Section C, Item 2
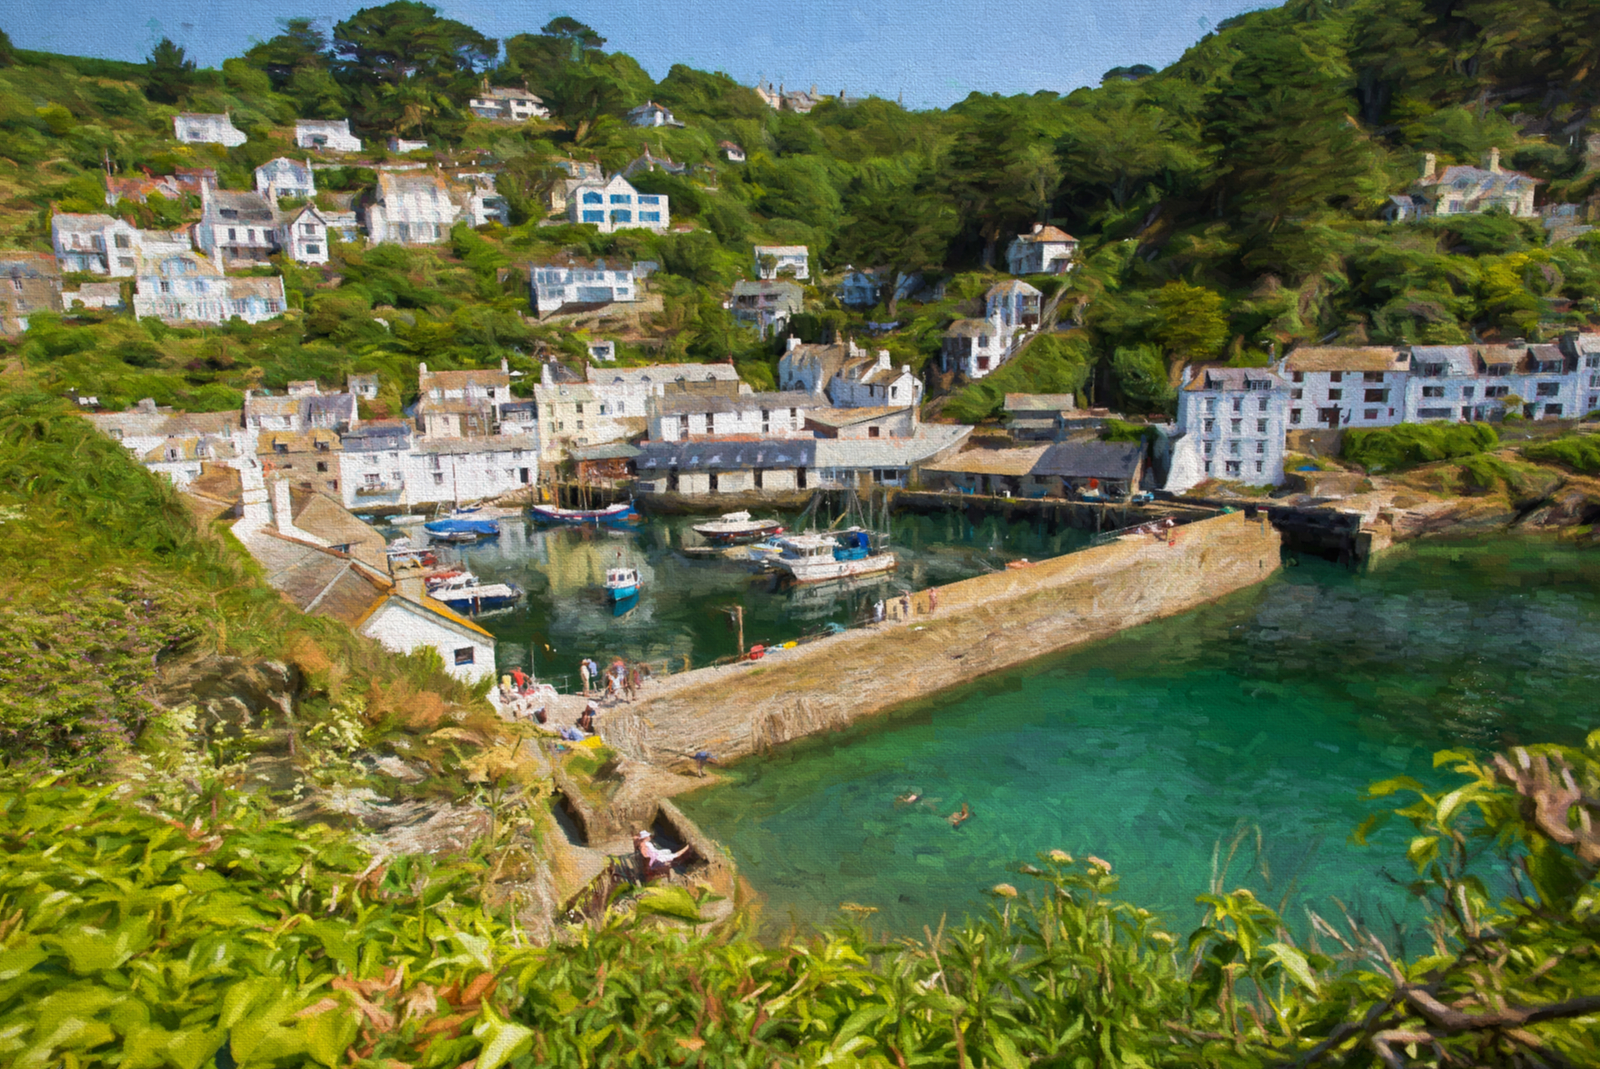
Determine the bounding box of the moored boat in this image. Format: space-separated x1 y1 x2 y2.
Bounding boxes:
385 537 437 568
691 510 784 545
424 516 501 540
428 572 523 613
768 528 897 584
602 565 642 601
529 501 640 526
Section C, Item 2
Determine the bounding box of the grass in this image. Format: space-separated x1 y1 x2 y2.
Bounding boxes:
1342 421 1499 472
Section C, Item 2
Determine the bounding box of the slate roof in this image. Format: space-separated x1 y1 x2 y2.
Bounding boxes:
1409 346 1477 376
1004 393 1077 412
341 421 412 452
589 363 742 387
1032 440 1144 479
986 279 1042 298
637 437 816 471
924 446 1050 476
803 406 911 427
655 390 812 416
1185 366 1287 392
413 435 535 455
571 442 642 461
945 319 996 338
289 486 384 554
207 188 278 224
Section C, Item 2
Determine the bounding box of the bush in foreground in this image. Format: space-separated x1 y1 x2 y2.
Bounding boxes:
1343 421 1500 472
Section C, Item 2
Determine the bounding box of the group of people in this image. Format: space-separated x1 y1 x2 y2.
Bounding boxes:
578 656 650 704
895 791 974 828
1137 517 1179 541
871 587 938 625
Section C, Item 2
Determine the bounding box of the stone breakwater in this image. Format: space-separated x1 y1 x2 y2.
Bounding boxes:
601 511 1282 769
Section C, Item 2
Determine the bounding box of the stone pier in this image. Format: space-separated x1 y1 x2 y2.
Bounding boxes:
600 511 1281 769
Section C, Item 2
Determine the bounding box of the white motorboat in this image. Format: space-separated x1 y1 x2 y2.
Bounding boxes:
768 529 896 583
691 510 785 545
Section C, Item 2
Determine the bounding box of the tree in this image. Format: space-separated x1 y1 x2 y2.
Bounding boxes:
244 17 328 88
0 26 14 68
834 162 958 315
1057 82 1203 210
943 94 1070 266
1152 281 1229 360
540 16 605 58
331 2 495 90
145 38 196 105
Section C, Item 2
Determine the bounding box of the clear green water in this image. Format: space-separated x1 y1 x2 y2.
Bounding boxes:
677 538 1600 938
401 509 1092 689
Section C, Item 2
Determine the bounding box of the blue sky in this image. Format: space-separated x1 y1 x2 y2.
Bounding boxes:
3 0 1272 109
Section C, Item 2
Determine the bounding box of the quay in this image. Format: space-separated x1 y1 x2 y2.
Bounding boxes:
598 510 1281 770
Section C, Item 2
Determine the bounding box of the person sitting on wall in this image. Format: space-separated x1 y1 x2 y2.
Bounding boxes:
577 699 599 734
634 830 693 880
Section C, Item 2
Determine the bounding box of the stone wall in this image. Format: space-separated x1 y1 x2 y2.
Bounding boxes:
603 511 1281 768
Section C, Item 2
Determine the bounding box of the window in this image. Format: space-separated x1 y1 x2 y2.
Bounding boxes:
1291 409 1303 425
868 425 881 438
609 194 632 204
1292 388 1303 400
453 647 475 666
1422 386 1444 398
1329 371 1343 383
364 473 381 487
1225 461 1242 476
1363 371 1383 383
610 210 632 224
158 280 171 294
1229 441 1241 456
1462 387 1475 398
1256 419 1267 433
1364 409 1378 420
1292 371 1304 383
1364 389 1387 402
305 244 320 255
1205 398 1217 414
1255 460 1264 474
316 460 328 473
303 224 316 236
640 212 661 223
1203 419 1215 434
1327 389 1341 400
1545 404 1564 417
1230 419 1241 434
1203 441 1213 456
582 210 604 223
1255 441 1265 454
114 233 131 249
433 472 444 485
273 442 287 454
638 195 660 205
1536 382 1560 397
1231 397 1243 413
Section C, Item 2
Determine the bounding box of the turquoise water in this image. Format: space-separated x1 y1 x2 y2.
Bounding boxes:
678 538 1600 937
401 509 1092 687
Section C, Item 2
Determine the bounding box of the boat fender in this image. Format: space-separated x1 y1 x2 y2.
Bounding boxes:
781 641 798 650
748 644 765 660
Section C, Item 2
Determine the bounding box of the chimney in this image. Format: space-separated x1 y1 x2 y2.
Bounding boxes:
876 349 891 368
787 334 802 352
136 398 157 414
1032 222 1043 234
1487 146 1502 173
270 478 293 533
418 361 428 377
500 356 509 374
1421 153 1437 181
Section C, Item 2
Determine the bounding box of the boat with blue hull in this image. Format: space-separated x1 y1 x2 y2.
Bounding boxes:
427 572 522 613
603 566 642 601
424 517 501 540
530 501 640 526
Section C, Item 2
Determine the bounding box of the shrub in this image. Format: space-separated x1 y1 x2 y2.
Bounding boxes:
1342 421 1499 471
1523 433 1600 473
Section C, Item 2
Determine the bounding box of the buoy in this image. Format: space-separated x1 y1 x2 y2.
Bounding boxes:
748 644 766 660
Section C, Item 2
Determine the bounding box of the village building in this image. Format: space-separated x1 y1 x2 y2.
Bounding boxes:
754 80 822 113
274 204 338 265
941 319 1006 378
570 442 641 484
365 171 463 245
1029 440 1145 498
337 420 410 508
195 187 280 268
173 112 247 147
140 432 242 490
452 171 510 227
416 360 514 439
1002 393 1078 440
564 173 669 233
754 244 810 280
1167 364 1291 490
546 159 605 214
294 119 362 153
387 137 430 153
536 361 736 461
254 158 315 201
86 400 241 460
1386 149 1539 221
826 347 922 408
986 279 1042 332
0 252 62 336
720 141 746 163
258 428 344 496
61 282 124 312
347 373 381 401
530 256 638 315
467 84 549 122
778 337 854 395
834 268 881 308
1005 224 1078 275
635 437 817 495
131 251 286 326
805 406 917 440
404 436 535 506
1281 346 1412 429
919 445 1051 497
728 280 803 337
51 214 190 277
104 172 184 206
805 425 970 491
620 145 689 179
648 390 814 442
588 340 617 362
626 101 684 128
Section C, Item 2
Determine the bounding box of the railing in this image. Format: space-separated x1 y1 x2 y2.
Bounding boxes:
355 481 403 496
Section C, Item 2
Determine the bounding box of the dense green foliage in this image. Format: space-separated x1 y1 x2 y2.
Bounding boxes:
1522 432 1600 473
1343 421 1501 471
4 734 1599 1067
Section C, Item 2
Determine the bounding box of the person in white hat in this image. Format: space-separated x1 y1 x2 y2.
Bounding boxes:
633 829 691 879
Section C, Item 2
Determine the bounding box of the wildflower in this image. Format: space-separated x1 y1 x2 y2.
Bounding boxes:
1087 855 1112 873
1049 849 1073 863
991 883 1018 898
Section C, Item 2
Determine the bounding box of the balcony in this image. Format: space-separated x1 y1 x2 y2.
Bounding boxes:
356 480 403 496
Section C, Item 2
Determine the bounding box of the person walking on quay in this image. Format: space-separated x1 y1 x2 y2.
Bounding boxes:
927 588 938 614
873 599 885 625
579 658 592 696
900 592 911 620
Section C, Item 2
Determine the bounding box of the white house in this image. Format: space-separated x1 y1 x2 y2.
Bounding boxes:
255 158 315 201
132 251 285 326
468 85 549 122
452 171 510 227
530 256 637 315
416 360 515 439
1168 364 1291 490
365 171 462 245
275 205 336 265
51 214 190 277
1006 224 1078 275
728 280 803 337
359 592 498 685
720 141 746 163
388 138 430 153
404 436 535 506
566 174 669 233
1402 343 1581 423
941 320 1007 378
194 187 280 268
337 420 410 507
1280 347 1411 430
173 113 247 147
295 119 362 153
648 391 814 442
347 373 381 400
829 348 923 409
626 101 683 128
986 279 1042 331
754 244 809 280
62 282 124 311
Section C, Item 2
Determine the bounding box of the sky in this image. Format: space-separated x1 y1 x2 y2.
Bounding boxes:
1 0 1273 110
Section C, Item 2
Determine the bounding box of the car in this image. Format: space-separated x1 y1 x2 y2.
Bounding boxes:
1130 491 1154 505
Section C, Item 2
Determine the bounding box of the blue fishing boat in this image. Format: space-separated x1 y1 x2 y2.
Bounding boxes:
424 516 500 539
530 501 639 526
428 572 522 613
603 565 641 601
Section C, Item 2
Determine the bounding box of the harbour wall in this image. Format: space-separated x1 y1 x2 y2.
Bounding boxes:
601 511 1282 769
